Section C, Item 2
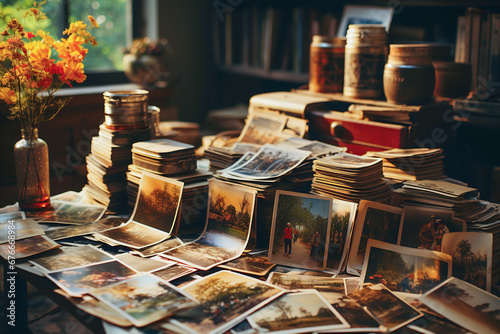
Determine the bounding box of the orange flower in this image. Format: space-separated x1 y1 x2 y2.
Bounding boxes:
0 2 98 128
88 15 99 28
0 87 16 104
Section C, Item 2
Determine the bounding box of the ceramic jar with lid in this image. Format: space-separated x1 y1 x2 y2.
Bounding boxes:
383 44 435 105
309 35 346 93
344 24 388 99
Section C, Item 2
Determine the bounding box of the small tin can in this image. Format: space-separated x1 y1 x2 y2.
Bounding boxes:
309 36 346 93
103 90 149 130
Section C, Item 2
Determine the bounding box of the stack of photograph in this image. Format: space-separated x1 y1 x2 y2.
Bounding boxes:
82 125 151 213
203 142 261 171
312 152 393 203
127 139 211 236
213 143 317 247
391 179 500 223
365 148 445 181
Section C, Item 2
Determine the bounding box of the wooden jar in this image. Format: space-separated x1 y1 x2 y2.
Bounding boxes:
309 36 346 93
383 44 435 105
433 61 472 98
344 24 388 99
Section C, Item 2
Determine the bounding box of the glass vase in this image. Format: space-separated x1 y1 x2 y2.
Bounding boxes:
14 127 52 211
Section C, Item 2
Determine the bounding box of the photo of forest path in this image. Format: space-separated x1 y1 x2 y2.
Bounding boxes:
270 192 331 270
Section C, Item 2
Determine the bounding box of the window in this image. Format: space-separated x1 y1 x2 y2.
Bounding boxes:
1 0 152 86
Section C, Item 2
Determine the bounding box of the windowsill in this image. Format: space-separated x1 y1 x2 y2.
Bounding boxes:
53 83 143 97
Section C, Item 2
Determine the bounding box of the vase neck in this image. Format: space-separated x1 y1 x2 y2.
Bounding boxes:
21 127 38 140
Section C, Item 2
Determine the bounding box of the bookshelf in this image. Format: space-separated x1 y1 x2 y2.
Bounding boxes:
210 0 500 109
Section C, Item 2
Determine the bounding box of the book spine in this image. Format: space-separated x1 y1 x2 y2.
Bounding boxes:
455 15 466 63
490 14 500 84
478 11 491 95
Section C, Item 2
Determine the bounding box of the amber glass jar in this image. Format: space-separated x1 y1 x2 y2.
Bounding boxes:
309 36 346 93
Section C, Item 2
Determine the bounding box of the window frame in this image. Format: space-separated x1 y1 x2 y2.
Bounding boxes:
59 0 153 87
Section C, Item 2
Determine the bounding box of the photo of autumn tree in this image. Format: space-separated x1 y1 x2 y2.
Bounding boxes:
327 200 357 272
442 232 492 291
173 271 282 333
132 173 183 233
248 291 347 333
161 180 256 270
363 243 450 295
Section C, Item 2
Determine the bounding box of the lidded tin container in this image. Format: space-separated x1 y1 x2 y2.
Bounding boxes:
383 44 435 105
309 35 346 93
344 24 388 99
103 90 149 130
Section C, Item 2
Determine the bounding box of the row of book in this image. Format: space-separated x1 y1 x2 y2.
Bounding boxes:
213 3 338 73
455 7 500 96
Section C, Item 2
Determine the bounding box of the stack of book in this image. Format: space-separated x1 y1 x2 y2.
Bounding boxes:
126 139 212 236
311 152 392 203
365 148 445 181
82 125 151 213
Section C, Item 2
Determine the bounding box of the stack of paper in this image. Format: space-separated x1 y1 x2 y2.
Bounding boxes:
365 148 445 181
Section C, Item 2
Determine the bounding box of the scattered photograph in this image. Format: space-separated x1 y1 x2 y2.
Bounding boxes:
0 218 44 243
130 172 184 234
219 254 276 276
95 221 170 249
171 270 284 334
404 297 475 334
330 294 382 332
45 221 120 241
90 274 198 327
398 206 464 251
38 201 106 225
46 260 138 297
270 265 333 277
151 265 197 282
267 272 346 303
0 211 26 223
115 253 173 272
347 200 402 275
419 277 500 334
0 234 60 259
318 152 382 169
66 294 133 327
237 112 287 145
133 237 184 257
51 191 86 203
162 180 256 270
361 240 452 295
441 232 493 292
269 191 332 271
247 290 350 333
227 144 311 180
326 199 358 273
348 283 423 332
296 141 345 157
29 245 114 272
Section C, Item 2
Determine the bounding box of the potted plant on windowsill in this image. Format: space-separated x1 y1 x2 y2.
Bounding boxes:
122 37 170 89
